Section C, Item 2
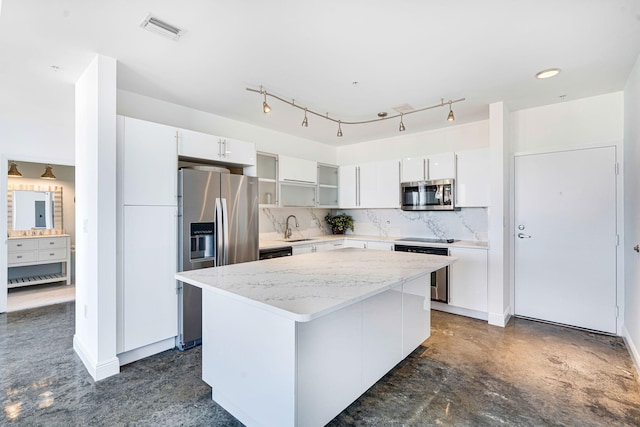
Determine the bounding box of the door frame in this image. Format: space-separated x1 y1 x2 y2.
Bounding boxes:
510 140 624 335
1 153 75 314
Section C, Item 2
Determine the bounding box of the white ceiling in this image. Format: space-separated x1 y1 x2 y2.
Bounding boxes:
1 0 640 146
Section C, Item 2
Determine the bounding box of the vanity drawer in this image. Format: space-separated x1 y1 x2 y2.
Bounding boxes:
8 239 38 252
8 251 37 264
38 238 67 250
38 248 67 262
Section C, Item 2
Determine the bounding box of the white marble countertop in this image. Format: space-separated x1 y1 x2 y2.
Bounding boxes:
176 248 456 322
8 233 70 239
259 234 488 250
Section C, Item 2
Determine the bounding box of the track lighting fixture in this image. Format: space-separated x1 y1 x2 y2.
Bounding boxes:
8 161 22 177
447 101 455 122
247 86 465 137
41 164 56 180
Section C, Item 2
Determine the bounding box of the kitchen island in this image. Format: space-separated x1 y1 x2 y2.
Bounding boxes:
175 248 455 427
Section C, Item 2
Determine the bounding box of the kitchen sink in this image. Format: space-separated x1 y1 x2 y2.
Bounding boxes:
280 238 315 242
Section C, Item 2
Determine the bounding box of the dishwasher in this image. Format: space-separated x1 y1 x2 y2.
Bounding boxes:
394 244 449 303
259 246 293 260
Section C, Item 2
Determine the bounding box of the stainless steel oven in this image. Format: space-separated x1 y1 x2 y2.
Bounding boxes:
394 244 449 303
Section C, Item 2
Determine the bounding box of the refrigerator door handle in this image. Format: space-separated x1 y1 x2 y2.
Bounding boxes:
221 198 230 266
215 198 223 267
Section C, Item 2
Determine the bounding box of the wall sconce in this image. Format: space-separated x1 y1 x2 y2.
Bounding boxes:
8 161 22 177
41 164 56 180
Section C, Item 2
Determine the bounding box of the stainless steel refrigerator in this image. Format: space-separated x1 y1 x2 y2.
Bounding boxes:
177 167 259 350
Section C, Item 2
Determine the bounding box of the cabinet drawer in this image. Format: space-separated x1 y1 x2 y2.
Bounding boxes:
8 251 37 264
38 238 67 250
38 248 67 262
8 239 38 252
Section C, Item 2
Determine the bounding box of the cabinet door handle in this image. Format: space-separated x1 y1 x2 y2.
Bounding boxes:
16 255 22 259
49 242 55 245
222 139 227 158
16 244 22 247
49 253 55 256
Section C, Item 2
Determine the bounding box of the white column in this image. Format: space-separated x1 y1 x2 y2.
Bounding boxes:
73 54 119 380
487 102 511 327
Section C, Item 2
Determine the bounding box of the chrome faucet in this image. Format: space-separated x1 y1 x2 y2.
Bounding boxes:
284 215 299 239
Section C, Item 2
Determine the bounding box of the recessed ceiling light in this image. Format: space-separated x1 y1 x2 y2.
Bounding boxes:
50 65 61 72
535 68 561 79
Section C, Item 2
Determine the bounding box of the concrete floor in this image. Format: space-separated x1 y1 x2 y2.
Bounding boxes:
1 303 639 426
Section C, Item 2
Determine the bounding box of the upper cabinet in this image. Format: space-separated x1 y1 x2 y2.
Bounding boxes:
279 155 317 184
177 128 256 167
257 152 278 206
339 160 400 209
118 116 177 206
401 152 455 182
317 163 339 208
456 148 490 207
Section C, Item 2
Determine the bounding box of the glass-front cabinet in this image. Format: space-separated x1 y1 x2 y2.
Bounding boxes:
317 163 339 207
257 152 278 206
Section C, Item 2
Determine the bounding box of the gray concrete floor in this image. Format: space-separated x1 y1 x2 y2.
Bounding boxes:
1 303 639 426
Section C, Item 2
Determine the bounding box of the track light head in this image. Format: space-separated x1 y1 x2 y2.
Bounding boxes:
447 101 455 121
263 95 271 114
301 109 308 127
337 121 343 137
399 113 406 132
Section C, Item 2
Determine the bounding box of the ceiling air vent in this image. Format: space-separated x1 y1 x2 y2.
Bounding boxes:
140 14 183 40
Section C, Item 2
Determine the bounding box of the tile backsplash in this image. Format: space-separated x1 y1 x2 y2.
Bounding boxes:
260 207 488 242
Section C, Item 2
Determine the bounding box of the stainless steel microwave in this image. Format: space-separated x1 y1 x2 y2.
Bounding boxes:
400 178 458 211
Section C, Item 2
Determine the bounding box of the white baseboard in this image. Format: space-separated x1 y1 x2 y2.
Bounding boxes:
117 337 175 366
488 306 511 328
73 335 120 381
431 302 488 321
622 324 640 377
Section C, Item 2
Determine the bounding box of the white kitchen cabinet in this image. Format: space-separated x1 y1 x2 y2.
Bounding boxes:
338 165 358 208
292 241 344 255
177 128 255 166
279 155 317 184
118 116 177 206
279 182 316 207
122 205 178 352
343 239 367 249
401 152 455 182
428 152 456 180
402 277 430 358
456 148 490 207
359 160 400 208
365 241 394 251
340 161 399 208
448 247 488 313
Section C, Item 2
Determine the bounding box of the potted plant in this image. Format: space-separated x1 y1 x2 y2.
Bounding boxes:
324 213 354 235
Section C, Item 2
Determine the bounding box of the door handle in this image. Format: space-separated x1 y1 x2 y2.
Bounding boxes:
518 233 531 239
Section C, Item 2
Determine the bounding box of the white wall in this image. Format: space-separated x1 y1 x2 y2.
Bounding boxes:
510 92 624 153
117 90 336 164
336 120 489 165
73 55 119 381
623 54 640 371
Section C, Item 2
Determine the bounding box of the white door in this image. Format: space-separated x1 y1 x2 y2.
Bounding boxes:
514 147 617 333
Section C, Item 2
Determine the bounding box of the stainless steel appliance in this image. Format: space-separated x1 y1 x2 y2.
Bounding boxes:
400 178 458 211
394 244 449 303
259 246 293 260
177 167 259 350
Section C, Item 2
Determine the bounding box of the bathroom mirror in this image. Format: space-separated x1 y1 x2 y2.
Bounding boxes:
7 186 63 232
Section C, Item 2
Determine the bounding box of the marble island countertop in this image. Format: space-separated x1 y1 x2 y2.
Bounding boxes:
176 248 455 322
259 233 488 250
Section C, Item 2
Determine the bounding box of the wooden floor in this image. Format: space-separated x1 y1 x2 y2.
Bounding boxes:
7 282 75 312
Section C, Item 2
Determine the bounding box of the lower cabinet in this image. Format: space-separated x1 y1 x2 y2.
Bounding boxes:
343 240 393 251
121 205 178 352
292 241 344 255
448 247 488 313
